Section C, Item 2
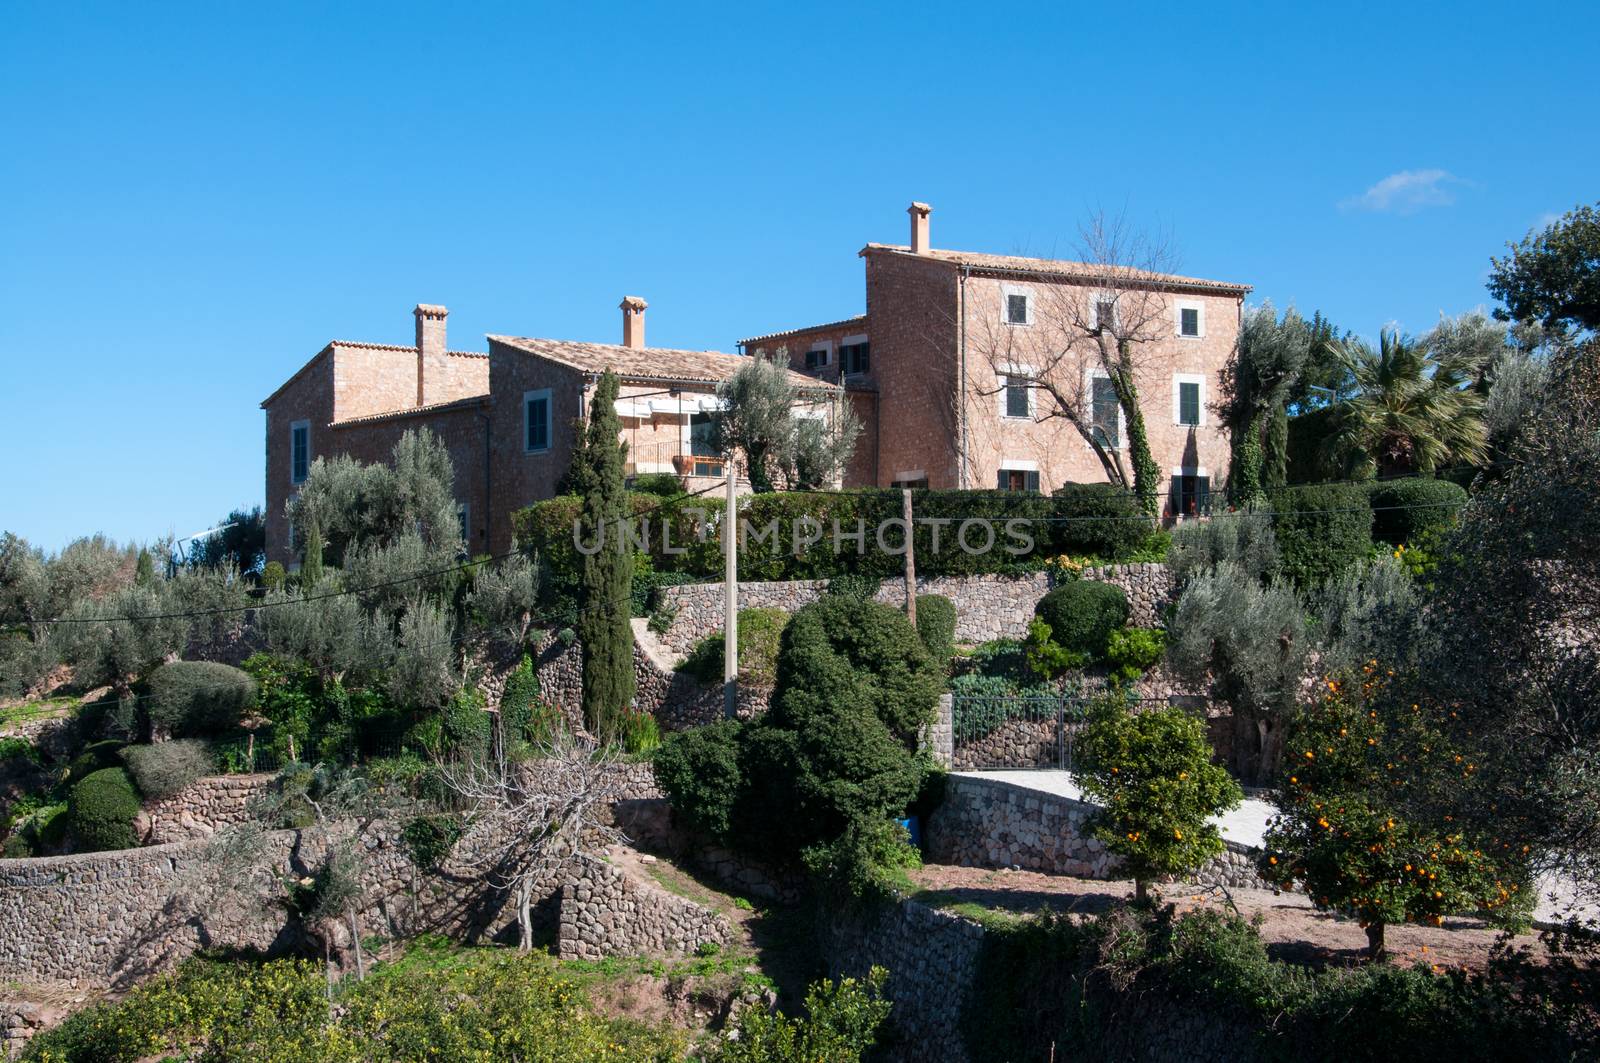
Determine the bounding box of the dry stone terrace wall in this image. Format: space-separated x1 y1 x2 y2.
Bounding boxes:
927 773 1266 889
557 854 729 961
0 760 677 989
653 564 1175 654
822 897 986 1063
137 773 273 845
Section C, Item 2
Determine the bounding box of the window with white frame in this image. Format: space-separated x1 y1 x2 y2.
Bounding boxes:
1003 285 1033 326
840 336 870 376
1170 467 1212 518
997 461 1041 492
1173 373 1205 427
1176 299 1205 339
523 389 552 453
1090 375 1121 447
1003 374 1032 419
289 420 310 485
805 343 831 370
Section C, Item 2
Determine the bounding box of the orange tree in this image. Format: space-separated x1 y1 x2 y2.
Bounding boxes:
1075 694 1242 903
1261 672 1531 960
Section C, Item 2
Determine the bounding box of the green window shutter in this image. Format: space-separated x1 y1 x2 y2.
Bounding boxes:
1025 471 1040 492
1179 381 1200 426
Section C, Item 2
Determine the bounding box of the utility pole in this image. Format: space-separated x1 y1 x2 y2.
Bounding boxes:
723 457 739 719
902 487 917 625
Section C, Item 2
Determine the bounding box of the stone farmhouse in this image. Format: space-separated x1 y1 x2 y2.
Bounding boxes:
261 203 1250 567
739 203 1251 518
260 300 840 566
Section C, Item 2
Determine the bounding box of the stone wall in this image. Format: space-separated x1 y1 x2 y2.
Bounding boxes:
531 631 770 735
557 854 729 961
137 773 274 845
0 760 677 989
822 896 986 1063
926 773 1266 890
653 565 1175 657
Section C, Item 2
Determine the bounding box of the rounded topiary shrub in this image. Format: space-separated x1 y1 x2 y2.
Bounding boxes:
1366 477 1468 545
65 739 127 787
68 767 142 851
915 594 957 663
1035 581 1130 658
148 661 259 738
121 739 213 799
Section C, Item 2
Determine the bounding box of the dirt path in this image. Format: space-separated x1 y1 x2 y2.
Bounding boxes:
909 863 1544 971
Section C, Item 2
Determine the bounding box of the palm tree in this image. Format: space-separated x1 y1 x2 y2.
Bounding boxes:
1327 329 1488 478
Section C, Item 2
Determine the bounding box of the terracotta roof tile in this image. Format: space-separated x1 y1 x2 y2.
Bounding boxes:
738 315 869 347
859 244 1252 294
489 335 837 392
331 340 486 358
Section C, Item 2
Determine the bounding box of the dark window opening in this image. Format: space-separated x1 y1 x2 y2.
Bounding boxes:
1178 381 1201 426
1172 474 1212 517
1092 377 1120 447
1005 375 1031 418
1007 293 1029 325
841 341 870 375
1180 307 1201 337
997 469 1041 492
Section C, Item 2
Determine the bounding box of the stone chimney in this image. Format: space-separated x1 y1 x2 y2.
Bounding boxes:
908 202 932 254
621 296 648 349
414 304 449 406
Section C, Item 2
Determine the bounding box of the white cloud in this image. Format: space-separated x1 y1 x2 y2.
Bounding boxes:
1340 169 1461 215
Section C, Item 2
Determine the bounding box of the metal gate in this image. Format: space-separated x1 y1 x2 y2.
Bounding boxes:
950 694 1086 771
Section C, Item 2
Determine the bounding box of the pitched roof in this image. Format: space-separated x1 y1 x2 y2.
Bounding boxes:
259 341 487 408
331 394 490 428
738 315 868 348
859 244 1252 295
489 335 837 392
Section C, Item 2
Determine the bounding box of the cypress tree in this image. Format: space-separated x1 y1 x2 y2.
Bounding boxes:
575 371 634 738
301 510 324 587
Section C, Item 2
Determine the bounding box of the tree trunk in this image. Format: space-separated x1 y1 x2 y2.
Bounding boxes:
517 878 533 952
1135 878 1149 905
347 906 366 980
1365 921 1386 962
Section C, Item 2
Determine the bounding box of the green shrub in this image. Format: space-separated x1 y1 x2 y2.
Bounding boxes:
401 813 461 872
121 740 213 799
148 661 259 738
1365 477 1468 545
615 708 661 756
654 720 745 842
629 472 684 497
1168 511 1279 585
1024 618 1088 679
914 594 957 663
955 638 1037 689
825 572 881 601
802 818 923 903
67 767 142 851
260 560 286 591
1105 627 1166 682
2 835 31 859
1268 482 1373 588
717 966 891 1063
1074 696 1242 901
677 608 789 687
630 566 699 618
65 740 127 786
1049 483 1151 558
1034 580 1129 658
440 686 491 759
0 737 38 765
498 654 540 742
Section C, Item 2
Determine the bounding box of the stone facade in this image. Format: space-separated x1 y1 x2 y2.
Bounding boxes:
556 854 729 962
740 204 1247 502
926 773 1266 890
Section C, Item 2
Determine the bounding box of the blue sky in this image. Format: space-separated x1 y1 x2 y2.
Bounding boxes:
2 1 1593 551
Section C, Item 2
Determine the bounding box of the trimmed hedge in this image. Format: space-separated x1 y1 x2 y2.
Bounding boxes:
512 485 1155 597
914 594 957 662
1035 581 1129 658
68 767 141 851
1267 483 1373 589
1366 477 1468 545
149 661 259 738
653 719 745 841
